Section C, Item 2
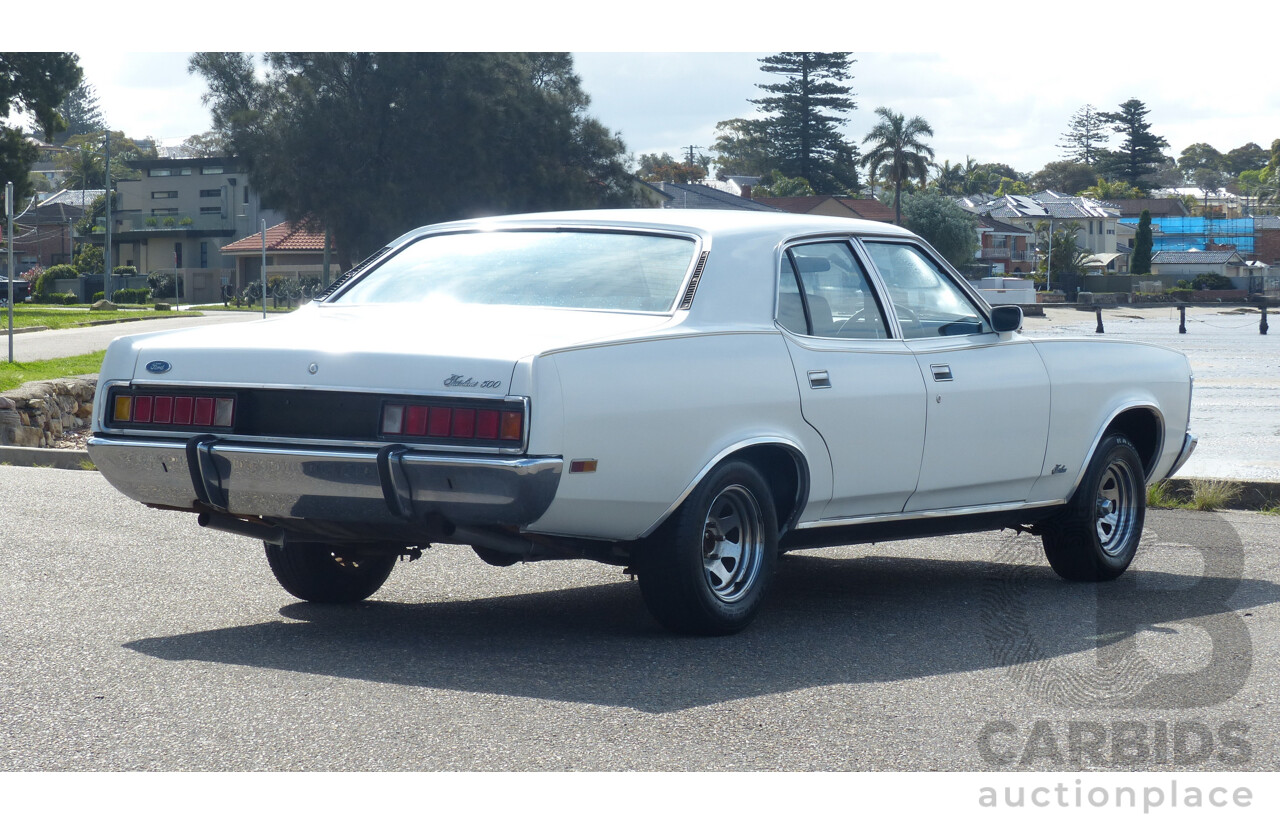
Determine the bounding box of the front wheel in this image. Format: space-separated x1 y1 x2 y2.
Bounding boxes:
1040 433 1146 581
637 460 778 635
265 541 397 603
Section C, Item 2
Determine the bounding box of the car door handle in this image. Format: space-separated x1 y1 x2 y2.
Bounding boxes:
808 370 832 389
930 364 953 381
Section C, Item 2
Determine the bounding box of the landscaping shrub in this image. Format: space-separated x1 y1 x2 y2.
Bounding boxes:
112 288 149 304
113 265 138 277
1190 273 1234 291
147 271 176 299
34 264 78 299
48 292 79 305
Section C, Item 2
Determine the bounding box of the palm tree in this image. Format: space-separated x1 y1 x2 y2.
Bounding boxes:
862 107 935 224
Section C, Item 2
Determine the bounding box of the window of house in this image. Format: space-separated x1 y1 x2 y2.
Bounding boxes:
200 206 222 215
150 208 179 215
152 191 178 199
200 242 209 269
149 169 172 177
179 168 192 176
174 243 183 269
200 189 221 198
201 166 224 175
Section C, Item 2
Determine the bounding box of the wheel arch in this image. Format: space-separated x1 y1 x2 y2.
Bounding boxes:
1074 405 1164 492
638 438 811 540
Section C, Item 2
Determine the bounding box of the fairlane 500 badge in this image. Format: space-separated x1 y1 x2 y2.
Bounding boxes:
444 374 502 389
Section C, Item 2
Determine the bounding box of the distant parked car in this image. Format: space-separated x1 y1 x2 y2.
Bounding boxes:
89 210 1197 635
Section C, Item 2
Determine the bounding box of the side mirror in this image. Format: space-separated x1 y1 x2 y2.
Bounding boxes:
990 304 1023 333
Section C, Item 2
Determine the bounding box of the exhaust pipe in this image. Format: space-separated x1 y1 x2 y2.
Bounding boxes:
197 512 287 546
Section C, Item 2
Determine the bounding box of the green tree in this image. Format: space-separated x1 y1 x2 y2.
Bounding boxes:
861 107 934 224
1098 98 1169 190
178 130 227 158
1177 142 1226 182
73 242 104 274
1030 161 1098 195
748 52 860 194
636 151 708 183
1131 210 1153 275
1192 167 1228 217
1080 177 1144 201
48 79 105 142
929 159 967 196
710 117 774 178
56 131 155 189
1223 142 1269 177
0 52 82 204
754 172 815 197
1036 220 1090 278
899 190 977 269
1058 104 1108 166
191 52 633 269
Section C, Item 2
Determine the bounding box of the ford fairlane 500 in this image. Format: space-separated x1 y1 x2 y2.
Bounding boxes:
89 210 1196 634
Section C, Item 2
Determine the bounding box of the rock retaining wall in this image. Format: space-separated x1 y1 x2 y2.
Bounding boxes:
0 377 97 448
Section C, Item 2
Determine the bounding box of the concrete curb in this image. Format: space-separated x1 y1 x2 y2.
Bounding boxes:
0 445 93 471
0 326 51 336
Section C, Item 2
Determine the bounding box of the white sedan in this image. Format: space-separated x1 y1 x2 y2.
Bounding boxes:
89 210 1196 634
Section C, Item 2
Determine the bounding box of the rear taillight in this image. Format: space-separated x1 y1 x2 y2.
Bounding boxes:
110 391 235 429
381 402 523 444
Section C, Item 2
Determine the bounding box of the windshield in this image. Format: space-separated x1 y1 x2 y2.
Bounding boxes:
334 229 698 313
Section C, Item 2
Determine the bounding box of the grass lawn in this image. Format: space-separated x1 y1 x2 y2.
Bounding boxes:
5 305 201 331
1 351 104 392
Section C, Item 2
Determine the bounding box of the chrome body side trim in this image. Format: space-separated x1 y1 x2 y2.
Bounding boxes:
794 497 1067 531
88 435 562 528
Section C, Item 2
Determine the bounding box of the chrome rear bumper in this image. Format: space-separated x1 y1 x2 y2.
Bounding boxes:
88 434 562 527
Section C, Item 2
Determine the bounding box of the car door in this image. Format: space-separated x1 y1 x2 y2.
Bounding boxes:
859 239 1051 512
777 239 927 520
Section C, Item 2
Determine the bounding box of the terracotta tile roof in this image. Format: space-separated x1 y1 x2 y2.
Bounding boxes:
750 195 833 213
221 221 326 254
835 197 896 222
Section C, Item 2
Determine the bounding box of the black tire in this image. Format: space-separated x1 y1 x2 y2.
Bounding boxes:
264 541 397 603
637 460 778 635
1041 433 1146 581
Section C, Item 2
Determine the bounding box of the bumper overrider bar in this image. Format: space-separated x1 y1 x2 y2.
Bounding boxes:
88 434 563 529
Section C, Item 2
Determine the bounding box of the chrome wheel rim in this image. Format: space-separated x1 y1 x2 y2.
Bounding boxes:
1095 459 1140 557
701 484 765 603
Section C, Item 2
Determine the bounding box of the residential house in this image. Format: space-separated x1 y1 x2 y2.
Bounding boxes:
1150 250 1267 287
100 156 285 303
220 221 338 296
641 181 780 211
1104 198 1191 220
973 214 1035 275
0 188 101 277
958 191 1122 256
751 195 896 223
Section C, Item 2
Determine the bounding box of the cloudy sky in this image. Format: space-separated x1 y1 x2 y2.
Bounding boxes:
12 3 1278 178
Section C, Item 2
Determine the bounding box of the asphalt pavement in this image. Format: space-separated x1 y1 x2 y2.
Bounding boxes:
3 311 256 362
1 464 1277 773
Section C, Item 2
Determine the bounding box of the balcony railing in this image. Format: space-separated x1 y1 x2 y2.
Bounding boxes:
90 212 235 234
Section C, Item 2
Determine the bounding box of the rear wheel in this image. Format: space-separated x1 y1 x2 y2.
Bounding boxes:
637 460 778 635
1041 433 1146 581
265 541 397 603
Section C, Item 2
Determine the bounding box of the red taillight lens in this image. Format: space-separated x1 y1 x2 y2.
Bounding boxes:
112 392 234 429
380 402 522 445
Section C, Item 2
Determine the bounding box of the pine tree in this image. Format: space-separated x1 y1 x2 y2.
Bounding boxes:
748 52 859 194
1131 210 1153 275
1058 104 1108 166
1099 99 1169 189
51 80 105 142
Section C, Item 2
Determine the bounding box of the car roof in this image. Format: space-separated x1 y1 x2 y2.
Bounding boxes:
392 208 917 245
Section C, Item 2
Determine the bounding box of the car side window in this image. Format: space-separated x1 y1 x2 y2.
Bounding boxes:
862 242 990 339
777 241 889 339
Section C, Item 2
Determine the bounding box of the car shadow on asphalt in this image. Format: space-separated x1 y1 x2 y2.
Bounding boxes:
125 535 1280 713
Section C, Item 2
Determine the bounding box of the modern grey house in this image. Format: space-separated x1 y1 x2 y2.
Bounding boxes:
96 156 285 303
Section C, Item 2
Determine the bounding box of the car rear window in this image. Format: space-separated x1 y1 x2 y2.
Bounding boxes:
334 229 698 313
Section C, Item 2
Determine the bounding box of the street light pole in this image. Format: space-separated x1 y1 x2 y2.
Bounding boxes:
260 219 267 320
6 181 14 364
103 130 113 303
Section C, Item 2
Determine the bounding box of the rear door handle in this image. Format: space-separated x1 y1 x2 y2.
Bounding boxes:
930 364 953 381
